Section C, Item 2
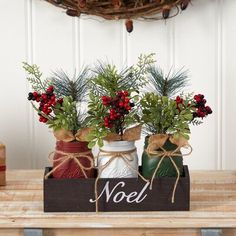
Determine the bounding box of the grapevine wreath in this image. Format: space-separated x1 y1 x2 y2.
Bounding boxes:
44 0 191 32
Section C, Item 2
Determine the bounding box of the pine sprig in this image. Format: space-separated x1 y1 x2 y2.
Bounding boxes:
147 66 189 98
50 68 90 102
91 54 155 96
22 62 51 92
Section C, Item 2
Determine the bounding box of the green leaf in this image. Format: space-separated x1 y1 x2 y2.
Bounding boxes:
88 141 96 149
98 138 104 147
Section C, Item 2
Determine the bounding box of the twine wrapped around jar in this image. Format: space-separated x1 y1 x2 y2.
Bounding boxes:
45 149 94 179
145 134 192 203
94 148 149 212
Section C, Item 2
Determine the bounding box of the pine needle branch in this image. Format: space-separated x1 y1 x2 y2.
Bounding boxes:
91 54 155 96
147 66 189 98
50 68 90 102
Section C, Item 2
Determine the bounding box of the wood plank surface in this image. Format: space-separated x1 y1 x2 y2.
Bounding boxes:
1 229 236 236
0 170 236 229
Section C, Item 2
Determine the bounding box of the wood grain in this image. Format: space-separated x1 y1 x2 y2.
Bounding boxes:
0 170 236 230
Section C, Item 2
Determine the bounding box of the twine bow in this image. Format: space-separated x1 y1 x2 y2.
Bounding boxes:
44 150 94 179
146 135 192 204
94 148 149 212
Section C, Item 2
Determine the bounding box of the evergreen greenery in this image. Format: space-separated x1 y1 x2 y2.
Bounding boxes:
90 54 155 96
47 96 80 132
50 68 90 102
23 62 51 92
147 66 189 98
23 62 89 132
85 54 155 148
140 93 196 139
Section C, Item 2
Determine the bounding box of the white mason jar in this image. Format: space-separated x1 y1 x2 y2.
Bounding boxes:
98 140 138 178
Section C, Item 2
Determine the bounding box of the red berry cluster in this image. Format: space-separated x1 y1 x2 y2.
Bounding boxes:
28 86 63 123
175 95 184 112
101 90 134 129
193 94 212 118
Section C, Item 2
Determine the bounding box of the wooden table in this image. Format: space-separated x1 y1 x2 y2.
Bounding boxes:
1 170 236 236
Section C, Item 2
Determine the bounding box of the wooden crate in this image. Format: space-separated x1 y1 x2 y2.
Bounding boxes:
1 169 236 235
44 165 190 212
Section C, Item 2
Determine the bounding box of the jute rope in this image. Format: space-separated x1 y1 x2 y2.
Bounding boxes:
94 148 149 212
146 144 192 203
44 150 94 179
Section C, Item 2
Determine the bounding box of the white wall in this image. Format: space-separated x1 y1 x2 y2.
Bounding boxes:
0 0 234 170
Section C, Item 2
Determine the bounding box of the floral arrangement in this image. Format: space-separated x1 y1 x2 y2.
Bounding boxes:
86 54 155 148
23 63 90 137
141 66 212 139
141 65 213 182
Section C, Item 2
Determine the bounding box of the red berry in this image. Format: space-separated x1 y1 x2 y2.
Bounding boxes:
124 97 130 103
176 96 183 104
119 102 124 107
126 106 131 111
197 109 206 118
47 108 52 114
47 86 54 92
110 109 115 114
205 106 212 114
33 92 38 97
57 98 63 104
123 91 129 96
117 91 123 97
50 95 56 101
104 121 110 128
198 94 204 99
43 104 49 109
102 96 107 101
124 101 129 107
110 115 115 120
41 94 47 100
36 97 40 102
194 95 201 103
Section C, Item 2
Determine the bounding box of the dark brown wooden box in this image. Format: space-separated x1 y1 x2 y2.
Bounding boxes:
44 165 190 212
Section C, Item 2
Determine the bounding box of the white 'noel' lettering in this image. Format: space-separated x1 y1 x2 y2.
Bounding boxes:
89 181 149 204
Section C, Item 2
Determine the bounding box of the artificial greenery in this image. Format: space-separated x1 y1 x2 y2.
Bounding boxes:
90 54 155 96
31 95 80 132
50 68 90 102
23 62 51 93
85 54 155 148
140 93 195 139
85 92 140 148
47 96 80 132
23 62 88 132
147 66 189 98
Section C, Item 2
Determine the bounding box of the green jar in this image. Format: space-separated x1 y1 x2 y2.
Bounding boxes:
142 136 183 178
